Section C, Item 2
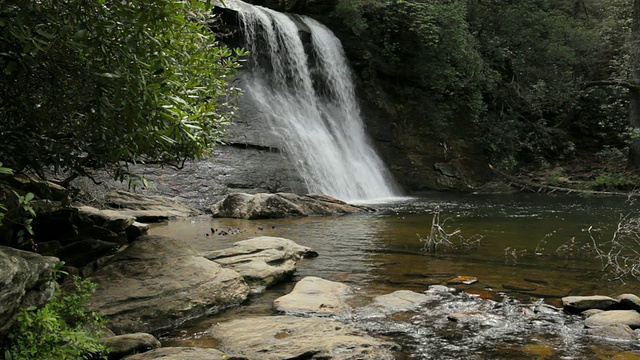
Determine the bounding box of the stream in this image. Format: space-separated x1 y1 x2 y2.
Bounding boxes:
150 192 640 359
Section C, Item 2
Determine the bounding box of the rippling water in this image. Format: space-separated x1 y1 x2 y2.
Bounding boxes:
152 192 640 358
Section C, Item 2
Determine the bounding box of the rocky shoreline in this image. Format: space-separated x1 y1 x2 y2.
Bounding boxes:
4 189 640 359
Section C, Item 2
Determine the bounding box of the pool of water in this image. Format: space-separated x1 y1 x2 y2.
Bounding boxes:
151 192 640 359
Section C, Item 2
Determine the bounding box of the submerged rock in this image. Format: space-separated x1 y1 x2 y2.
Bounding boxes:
211 192 374 219
209 316 399 359
274 276 351 316
205 237 317 293
584 310 640 329
123 347 238 360
0 247 58 338
561 295 619 314
101 333 161 360
88 235 249 334
586 324 636 341
364 290 434 315
447 276 478 285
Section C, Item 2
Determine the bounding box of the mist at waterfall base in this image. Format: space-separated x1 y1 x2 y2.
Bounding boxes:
230 1 401 203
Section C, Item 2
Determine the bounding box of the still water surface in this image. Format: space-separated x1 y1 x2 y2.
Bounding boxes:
151 192 640 359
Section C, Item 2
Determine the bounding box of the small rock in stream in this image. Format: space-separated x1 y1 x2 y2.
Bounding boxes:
561 295 619 314
274 276 351 316
447 276 478 285
584 310 640 329
617 293 640 311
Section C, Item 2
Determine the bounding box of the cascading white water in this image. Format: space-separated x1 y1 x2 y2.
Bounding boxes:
229 1 399 201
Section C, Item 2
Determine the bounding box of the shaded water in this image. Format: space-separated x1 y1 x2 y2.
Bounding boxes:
229 0 398 201
152 193 640 359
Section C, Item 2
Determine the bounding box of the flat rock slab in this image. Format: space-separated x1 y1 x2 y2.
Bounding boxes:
211 192 375 219
106 190 201 218
274 276 351 316
78 206 135 233
88 235 249 334
209 316 399 359
584 310 640 329
123 347 241 360
362 290 434 316
561 295 619 313
205 237 317 293
0 247 58 337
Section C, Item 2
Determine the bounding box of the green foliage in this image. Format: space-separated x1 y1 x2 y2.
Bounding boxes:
0 0 247 182
334 0 486 137
467 0 602 168
0 163 36 247
590 172 640 191
3 277 107 360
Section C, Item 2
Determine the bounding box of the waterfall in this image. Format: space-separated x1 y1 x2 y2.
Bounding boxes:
229 1 399 202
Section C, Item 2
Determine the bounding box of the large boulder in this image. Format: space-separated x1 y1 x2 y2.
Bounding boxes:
0 247 58 338
211 192 374 219
88 235 250 334
209 316 399 359
123 347 240 360
274 276 351 316
205 237 318 293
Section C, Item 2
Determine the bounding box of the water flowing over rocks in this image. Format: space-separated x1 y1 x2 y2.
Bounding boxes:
88 235 250 334
211 192 375 219
123 347 239 360
205 236 318 293
208 316 399 359
0 247 58 338
361 290 434 316
274 276 352 316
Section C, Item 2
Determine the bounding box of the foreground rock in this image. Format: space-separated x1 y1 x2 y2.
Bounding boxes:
205 237 318 293
561 295 619 314
89 235 249 334
584 310 640 329
0 247 58 338
211 193 374 219
274 276 351 316
101 333 161 360
209 316 399 359
123 347 239 360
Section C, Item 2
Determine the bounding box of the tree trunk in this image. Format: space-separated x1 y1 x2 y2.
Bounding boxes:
629 0 640 167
